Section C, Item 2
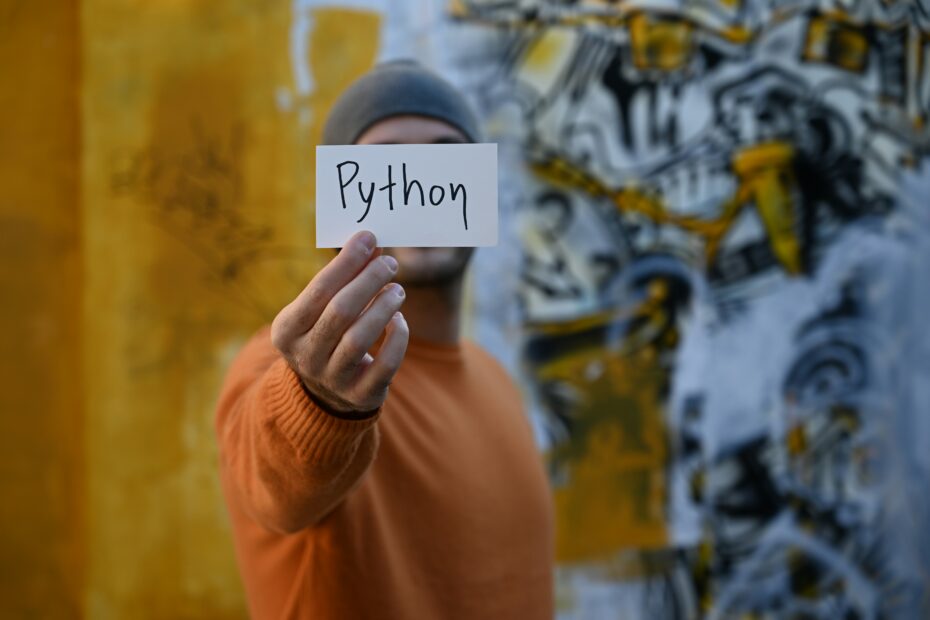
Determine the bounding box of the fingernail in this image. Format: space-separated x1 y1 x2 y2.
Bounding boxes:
382 255 398 273
393 284 405 298
393 311 405 322
359 231 376 252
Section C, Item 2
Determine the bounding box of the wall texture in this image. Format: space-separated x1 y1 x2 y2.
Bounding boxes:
3 1 379 617
81 2 381 615
0 2 83 616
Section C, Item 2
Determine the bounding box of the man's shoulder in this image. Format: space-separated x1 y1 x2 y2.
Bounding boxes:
461 338 499 365
461 340 521 390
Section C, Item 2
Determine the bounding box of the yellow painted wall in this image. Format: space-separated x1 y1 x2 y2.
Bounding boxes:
2 2 380 617
0 2 83 616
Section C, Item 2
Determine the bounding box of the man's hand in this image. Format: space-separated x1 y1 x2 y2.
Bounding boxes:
271 231 408 416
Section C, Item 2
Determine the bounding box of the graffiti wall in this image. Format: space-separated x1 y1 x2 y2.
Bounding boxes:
451 0 930 618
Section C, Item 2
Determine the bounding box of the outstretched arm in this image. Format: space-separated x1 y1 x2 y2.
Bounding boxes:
215 231 408 533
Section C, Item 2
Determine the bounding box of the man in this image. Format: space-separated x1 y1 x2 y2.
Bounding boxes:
214 61 554 619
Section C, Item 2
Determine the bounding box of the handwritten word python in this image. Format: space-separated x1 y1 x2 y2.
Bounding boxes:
336 161 469 230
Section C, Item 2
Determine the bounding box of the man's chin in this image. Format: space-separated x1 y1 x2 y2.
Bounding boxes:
384 247 473 287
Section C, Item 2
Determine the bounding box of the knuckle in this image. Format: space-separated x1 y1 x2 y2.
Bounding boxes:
300 330 317 355
299 341 324 373
341 332 368 358
304 284 328 311
270 315 290 352
291 337 321 370
326 299 355 325
292 351 313 378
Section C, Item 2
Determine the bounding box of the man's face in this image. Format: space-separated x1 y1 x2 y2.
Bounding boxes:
354 114 475 288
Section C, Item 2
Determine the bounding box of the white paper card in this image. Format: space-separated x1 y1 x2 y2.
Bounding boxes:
315 143 498 248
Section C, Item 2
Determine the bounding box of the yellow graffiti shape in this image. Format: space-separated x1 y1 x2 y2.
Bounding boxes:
546 345 670 561
530 140 803 275
629 13 694 72
803 14 869 73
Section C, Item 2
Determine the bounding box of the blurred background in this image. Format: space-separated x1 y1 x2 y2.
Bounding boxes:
2 0 929 618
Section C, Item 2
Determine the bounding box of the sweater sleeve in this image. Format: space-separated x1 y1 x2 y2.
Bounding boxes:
214 326 381 534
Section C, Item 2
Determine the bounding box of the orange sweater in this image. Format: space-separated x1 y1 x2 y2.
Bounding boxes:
214 326 554 619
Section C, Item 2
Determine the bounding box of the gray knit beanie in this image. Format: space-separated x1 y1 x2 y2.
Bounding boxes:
322 60 482 145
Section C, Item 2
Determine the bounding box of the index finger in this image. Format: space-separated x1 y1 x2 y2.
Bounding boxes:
276 230 379 339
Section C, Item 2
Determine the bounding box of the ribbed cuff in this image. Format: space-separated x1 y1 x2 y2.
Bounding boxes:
260 357 381 464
